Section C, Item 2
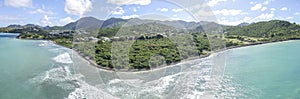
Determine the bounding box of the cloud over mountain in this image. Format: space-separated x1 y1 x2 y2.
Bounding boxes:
64 0 92 16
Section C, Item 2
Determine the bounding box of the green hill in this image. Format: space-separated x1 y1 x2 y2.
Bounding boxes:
226 20 300 39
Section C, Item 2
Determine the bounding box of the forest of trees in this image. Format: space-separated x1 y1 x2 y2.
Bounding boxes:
225 20 300 41
92 23 212 70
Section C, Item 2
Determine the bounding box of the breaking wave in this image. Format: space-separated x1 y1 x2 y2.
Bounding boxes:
68 52 233 99
30 41 241 98
53 53 73 64
38 41 55 47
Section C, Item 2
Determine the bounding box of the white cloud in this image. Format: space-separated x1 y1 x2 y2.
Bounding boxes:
57 17 75 26
263 0 275 5
172 8 183 12
270 8 276 11
287 17 293 20
64 0 92 16
111 7 125 15
107 0 151 6
171 17 196 22
157 8 168 12
122 14 139 19
254 11 274 20
261 7 267 11
250 1 254 4
294 12 299 15
207 0 227 7
218 19 242 26
280 7 287 11
251 3 262 11
263 1 269 5
217 16 252 25
214 9 243 16
243 16 251 21
28 9 54 15
4 0 32 8
39 15 52 26
193 9 215 18
171 17 182 21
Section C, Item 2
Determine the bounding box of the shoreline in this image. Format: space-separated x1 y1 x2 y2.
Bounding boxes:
10 31 299 73
71 39 300 73
225 39 300 51
74 49 212 73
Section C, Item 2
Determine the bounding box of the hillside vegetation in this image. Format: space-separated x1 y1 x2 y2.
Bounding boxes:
226 20 300 40
2 17 300 71
93 23 211 70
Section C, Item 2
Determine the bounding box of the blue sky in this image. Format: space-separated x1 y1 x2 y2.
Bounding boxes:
0 0 299 27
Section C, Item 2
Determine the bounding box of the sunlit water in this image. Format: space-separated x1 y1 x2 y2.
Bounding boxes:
1 33 300 99
0 33 73 98
224 40 300 99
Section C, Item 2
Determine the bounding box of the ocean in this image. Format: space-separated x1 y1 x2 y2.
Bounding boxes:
1 33 300 98
0 33 74 98
224 40 300 98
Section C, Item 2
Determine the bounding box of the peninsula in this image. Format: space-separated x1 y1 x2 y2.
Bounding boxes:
1 17 300 71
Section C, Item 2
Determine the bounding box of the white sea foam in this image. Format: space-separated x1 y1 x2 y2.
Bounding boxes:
145 73 181 92
98 58 220 98
29 45 232 98
43 71 49 81
38 41 55 47
65 81 118 99
64 48 230 98
29 66 82 85
29 64 119 99
92 63 225 98
108 79 122 85
53 53 73 64
66 88 86 99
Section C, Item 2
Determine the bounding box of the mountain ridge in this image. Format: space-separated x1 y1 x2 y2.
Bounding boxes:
2 16 299 35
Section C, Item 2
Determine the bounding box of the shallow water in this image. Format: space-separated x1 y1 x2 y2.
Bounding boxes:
0 33 73 98
224 41 300 98
0 33 226 98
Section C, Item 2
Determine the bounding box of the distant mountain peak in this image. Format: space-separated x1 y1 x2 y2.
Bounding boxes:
63 16 104 31
237 22 250 26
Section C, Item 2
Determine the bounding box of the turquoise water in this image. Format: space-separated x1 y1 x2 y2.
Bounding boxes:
1 33 300 98
0 33 74 99
225 41 300 98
